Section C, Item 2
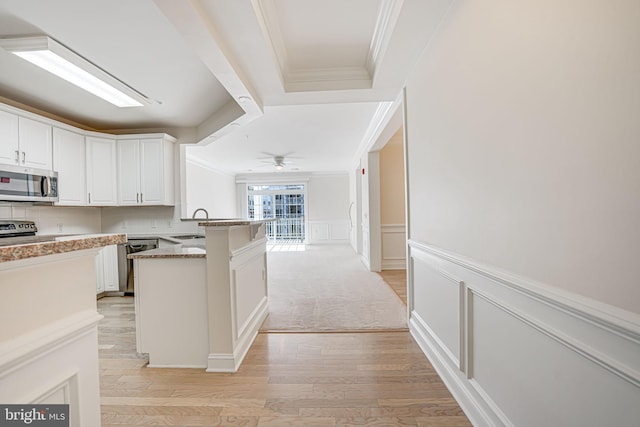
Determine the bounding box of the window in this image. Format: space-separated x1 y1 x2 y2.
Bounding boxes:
247 184 305 242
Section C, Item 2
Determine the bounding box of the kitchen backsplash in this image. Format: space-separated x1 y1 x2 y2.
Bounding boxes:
0 204 101 235
0 204 200 236
100 206 200 235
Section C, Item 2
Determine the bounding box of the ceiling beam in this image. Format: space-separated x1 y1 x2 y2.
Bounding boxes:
153 0 263 142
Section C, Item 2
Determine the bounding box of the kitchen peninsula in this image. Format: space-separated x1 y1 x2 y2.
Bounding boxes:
130 219 272 372
0 233 127 427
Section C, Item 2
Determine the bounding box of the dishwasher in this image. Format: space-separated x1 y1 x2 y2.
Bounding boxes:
117 238 159 296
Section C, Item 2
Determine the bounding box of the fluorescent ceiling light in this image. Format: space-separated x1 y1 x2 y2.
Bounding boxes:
0 36 148 107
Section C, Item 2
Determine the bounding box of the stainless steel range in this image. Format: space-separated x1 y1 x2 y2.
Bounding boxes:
0 220 37 238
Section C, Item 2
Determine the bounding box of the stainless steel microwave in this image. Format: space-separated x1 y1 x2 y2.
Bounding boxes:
0 164 58 203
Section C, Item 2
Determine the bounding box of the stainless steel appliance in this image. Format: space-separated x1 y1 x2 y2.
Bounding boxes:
117 238 159 295
0 165 58 203
0 220 37 238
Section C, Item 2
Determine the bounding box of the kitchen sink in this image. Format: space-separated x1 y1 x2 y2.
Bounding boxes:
171 234 205 240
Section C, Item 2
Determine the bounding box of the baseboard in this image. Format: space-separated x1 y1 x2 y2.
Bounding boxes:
407 240 640 426
207 297 269 373
382 258 406 270
410 313 500 427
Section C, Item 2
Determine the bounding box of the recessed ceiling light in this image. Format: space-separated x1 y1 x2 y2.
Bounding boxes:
0 36 149 107
237 96 252 103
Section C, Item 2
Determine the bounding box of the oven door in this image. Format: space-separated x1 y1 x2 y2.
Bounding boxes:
0 164 58 202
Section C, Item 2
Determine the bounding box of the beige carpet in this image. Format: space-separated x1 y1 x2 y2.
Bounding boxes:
260 244 408 332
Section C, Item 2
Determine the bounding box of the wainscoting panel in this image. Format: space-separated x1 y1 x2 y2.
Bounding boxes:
308 220 350 244
408 240 640 427
225 241 269 372
381 224 406 270
0 311 102 427
412 255 462 367
231 253 268 340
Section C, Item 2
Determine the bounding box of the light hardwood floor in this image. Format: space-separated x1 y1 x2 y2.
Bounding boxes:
97 247 470 426
379 270 408 305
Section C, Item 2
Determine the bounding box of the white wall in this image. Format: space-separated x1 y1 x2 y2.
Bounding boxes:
404 1 640 425
358 154 371 267
185 161 237 220
379 129 406 270
407 0 640 314
379 130 405 225
307 174 350 244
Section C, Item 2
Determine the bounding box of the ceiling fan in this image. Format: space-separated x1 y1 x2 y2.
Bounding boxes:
257 152 301 171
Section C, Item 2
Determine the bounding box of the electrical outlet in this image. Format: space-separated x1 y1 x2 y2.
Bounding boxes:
57 223 63 233
168 220 173 228
151 220 157 228
121 220 127 229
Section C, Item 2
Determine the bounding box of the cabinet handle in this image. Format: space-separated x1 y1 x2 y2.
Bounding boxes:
88 193 91 204
21 151 26 164
140 193 143 203
14 150 19 163
136 193 139 203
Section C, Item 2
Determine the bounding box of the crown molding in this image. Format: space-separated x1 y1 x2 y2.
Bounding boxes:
252 0 403 93
366 0 405 80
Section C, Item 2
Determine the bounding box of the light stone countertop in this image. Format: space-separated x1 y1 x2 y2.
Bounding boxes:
197 219 275 227
127 245 206 259
0 233 127 263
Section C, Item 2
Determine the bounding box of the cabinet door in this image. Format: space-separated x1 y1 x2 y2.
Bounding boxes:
0 110 20 166
53 128 87 205
117 140 141 205
18 117 52 169
86 136 117 205
139 138 164 205
102 245 120 292
96 249 105 294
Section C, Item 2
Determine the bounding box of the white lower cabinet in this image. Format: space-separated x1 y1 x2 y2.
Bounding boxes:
96 245 119 294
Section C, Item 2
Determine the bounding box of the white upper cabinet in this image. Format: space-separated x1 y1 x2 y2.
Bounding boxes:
0 110 52 170
53 127 87 206
0 110 19 165
86 136 117 206
117 139 141 205
1 102 176 207
117 136 174 206
18 117 53 170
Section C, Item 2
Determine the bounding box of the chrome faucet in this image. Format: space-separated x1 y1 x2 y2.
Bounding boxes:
192 208 209 219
